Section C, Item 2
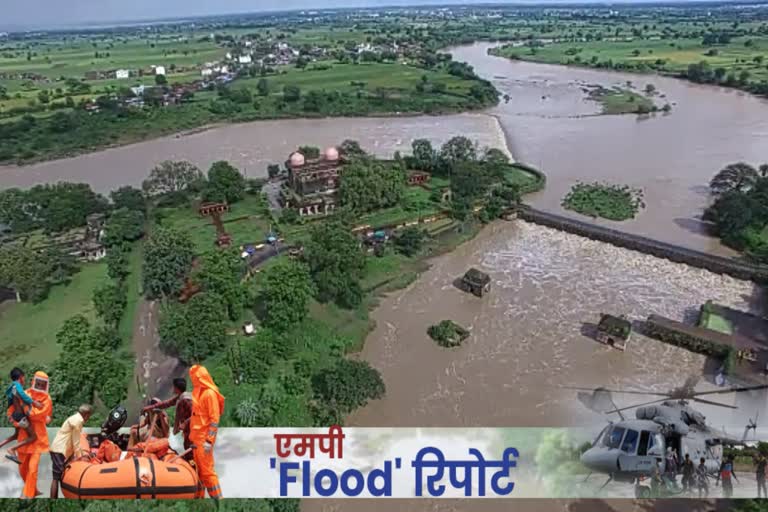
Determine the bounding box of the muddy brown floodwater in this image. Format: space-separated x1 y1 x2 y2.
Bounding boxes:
0 114 508 194
348 221 761 429
451 42 768 255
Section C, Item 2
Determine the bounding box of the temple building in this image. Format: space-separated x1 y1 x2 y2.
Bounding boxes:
282 147 345 217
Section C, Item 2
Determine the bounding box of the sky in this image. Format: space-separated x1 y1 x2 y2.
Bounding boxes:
3 0 731 31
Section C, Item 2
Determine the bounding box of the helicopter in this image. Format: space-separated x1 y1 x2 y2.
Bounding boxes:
568 377 768 498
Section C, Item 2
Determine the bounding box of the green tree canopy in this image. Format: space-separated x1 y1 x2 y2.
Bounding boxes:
110 186 146 212
11 182 108 233
259 259 316 331
710 162 760 196
311 359 385 424
159 292 228 364
93 282 127 328
303 219 365 308
339 159 406 213
339 140 366 159
440 136 477 168
0 245 55 302
52 315 129 415
204 161 246 204
142 227 195 299
104 208 145 247
194 248 247 321
142 160 204 198
411 139 436 172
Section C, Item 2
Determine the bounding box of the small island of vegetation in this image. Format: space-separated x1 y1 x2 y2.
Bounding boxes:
428 320 469 348
588 86 658 115
562 182 645 221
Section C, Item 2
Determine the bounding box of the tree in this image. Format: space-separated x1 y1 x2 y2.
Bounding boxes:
205 161 246 204
257 78 270 96
394 226 426 257
411 139 436 172
52 315 128 413
0 188 36 233
710 162 759 195
311 359 385 423
259 259 315 331
283 85 301 102
142 160 204 197
440 136 477 169
155 74 167 86
159 292 227 363
482 148 510 168
110 186 146 212
0 245 52 302
303 219 365 308
26 182 108 233
142 227 195 299
339 159 406 213
93 282 127 328
267 164 281 179
194 248 247 321
339 140 366 159
298 146 320 159
104 208 145 246
105 243 130 281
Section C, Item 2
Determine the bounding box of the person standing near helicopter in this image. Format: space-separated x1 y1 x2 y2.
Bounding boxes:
755 453 767 498
716 455 739 498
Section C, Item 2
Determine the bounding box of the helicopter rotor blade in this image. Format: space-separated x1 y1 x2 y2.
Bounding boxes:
685 384 768 398
562 386 670 397
691 397 738 409
604 398 669 415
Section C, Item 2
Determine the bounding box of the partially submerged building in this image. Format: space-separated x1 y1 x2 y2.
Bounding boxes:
596 314 631 351
461 268 491 297
282 147 344 217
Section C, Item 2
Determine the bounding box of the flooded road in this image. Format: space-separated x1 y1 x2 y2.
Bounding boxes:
451 42 768 255
348 221 760 429
0 114 508 194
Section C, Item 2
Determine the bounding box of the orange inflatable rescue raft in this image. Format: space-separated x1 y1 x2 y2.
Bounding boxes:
61 435 199 499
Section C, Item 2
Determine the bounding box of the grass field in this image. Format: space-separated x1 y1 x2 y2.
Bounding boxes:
235 61 476 99
0 261 109 371
590 87 657 115
494 35 768 84
158 194 273 255
118 243 144 342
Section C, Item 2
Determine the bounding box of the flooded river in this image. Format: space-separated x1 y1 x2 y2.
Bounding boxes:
348 221 761 429
0 114 508 194
451 42 768 255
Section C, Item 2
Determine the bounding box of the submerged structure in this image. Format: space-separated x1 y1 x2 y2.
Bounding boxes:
460 268 491 297
596 314 631 351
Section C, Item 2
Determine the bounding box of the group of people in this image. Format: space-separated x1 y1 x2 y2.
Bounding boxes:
1 364 224 500
649 446 758 498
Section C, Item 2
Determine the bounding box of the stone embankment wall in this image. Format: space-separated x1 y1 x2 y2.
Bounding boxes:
516 206 768 284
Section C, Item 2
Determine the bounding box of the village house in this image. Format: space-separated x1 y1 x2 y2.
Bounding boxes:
153 65 166 76
238 54 253 65
281 147 344 217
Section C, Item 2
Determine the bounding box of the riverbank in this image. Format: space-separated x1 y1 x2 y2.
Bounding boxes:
488 38 768 100
0 113 511 193
0 60 499 166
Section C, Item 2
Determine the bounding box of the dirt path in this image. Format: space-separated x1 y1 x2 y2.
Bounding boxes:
126 298 185 420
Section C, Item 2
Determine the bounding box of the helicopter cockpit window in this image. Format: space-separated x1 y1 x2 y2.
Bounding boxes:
621 429 639 453
604 426 626 449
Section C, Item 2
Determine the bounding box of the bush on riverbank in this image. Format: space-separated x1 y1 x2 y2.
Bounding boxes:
428 320 469 348
562 182 645 221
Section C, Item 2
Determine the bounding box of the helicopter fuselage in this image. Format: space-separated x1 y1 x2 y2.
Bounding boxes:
581 412 723 480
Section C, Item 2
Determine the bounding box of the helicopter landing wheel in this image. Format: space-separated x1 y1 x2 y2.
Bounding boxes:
634 485 651 499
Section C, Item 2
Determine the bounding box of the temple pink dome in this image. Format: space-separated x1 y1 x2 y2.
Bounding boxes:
290 152 305 167
324 146 339 161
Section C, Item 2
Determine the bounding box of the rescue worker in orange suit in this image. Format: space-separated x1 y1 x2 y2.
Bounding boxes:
16 371 53 499
189 365 224 499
